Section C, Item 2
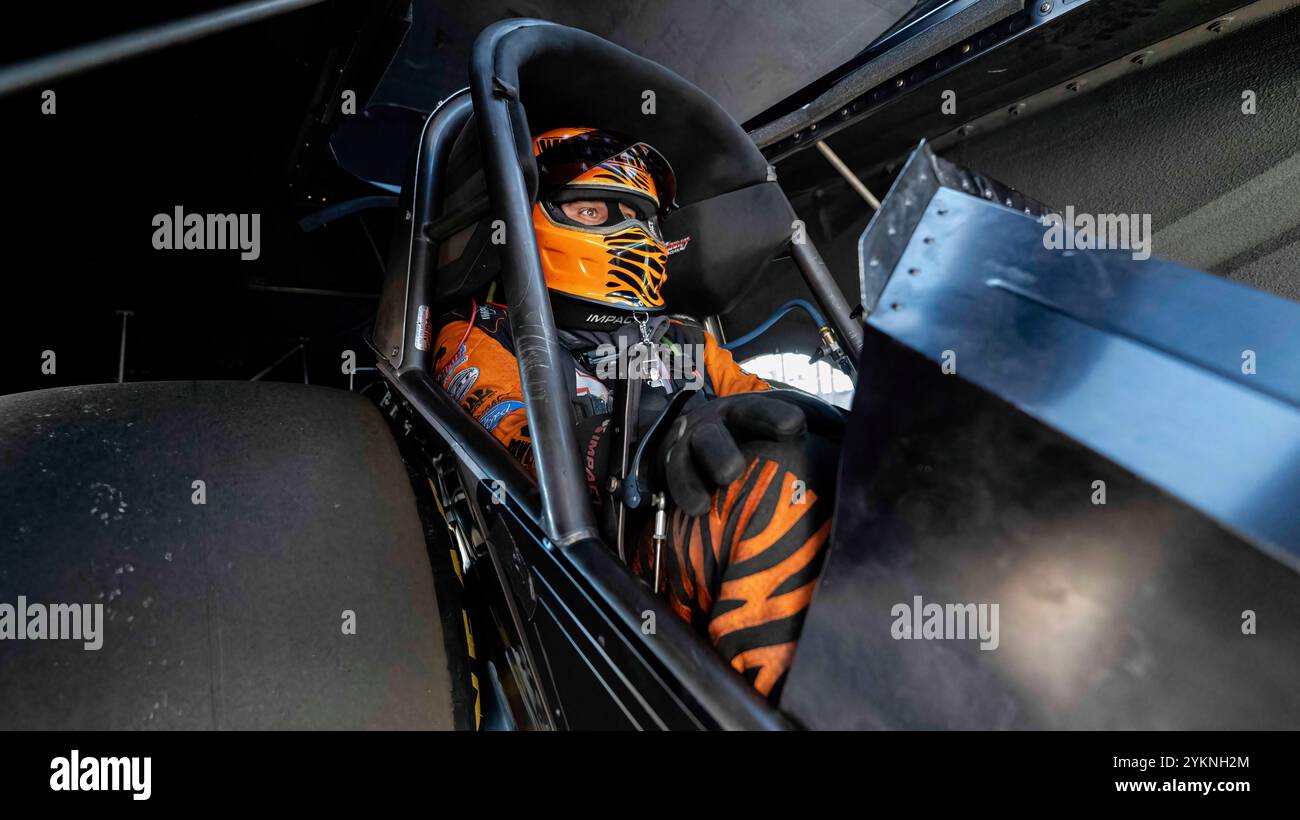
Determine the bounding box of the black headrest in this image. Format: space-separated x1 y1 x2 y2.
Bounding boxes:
659 181 795 316
475 19 771 206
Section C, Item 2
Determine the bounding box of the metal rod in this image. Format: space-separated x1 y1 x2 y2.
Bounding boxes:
604 361 644 561
816 140 881 210
423 191 490 243
250 341 305 382
115 310 133 383
790 238 865 360
247 284 379 299
388 366 542 519
471 23 598 547
297 195 397 232
0 0 329 96
383 91 474 373
703 314 727 345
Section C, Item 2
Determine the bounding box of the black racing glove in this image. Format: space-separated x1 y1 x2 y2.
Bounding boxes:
656 393 806 516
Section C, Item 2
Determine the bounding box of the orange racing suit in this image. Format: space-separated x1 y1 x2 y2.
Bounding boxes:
432 301 832 701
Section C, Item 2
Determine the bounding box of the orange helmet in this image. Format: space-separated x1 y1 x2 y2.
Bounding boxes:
530 127 677 322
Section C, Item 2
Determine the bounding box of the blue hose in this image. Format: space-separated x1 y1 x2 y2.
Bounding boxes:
721 299 826 350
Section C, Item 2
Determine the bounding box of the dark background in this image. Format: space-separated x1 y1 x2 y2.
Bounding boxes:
0 0 907 396
0 2 401 396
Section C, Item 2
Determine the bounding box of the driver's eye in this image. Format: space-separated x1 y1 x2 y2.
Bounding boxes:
561 200 609 225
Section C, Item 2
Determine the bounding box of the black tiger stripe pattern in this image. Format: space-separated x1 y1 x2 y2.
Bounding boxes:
601 226 667 307
634 456 832 701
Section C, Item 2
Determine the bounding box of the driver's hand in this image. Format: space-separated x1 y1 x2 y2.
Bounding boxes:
656 393 806 516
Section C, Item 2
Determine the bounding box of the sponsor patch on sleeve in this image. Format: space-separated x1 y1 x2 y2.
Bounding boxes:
446 367 480 402
478 399 525 431
434 343 467 385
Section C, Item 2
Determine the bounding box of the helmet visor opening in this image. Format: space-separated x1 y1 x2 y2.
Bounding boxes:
535 131 677 214
541 195 664 240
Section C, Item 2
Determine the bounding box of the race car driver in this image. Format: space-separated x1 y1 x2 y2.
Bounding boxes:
432 127 837 701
